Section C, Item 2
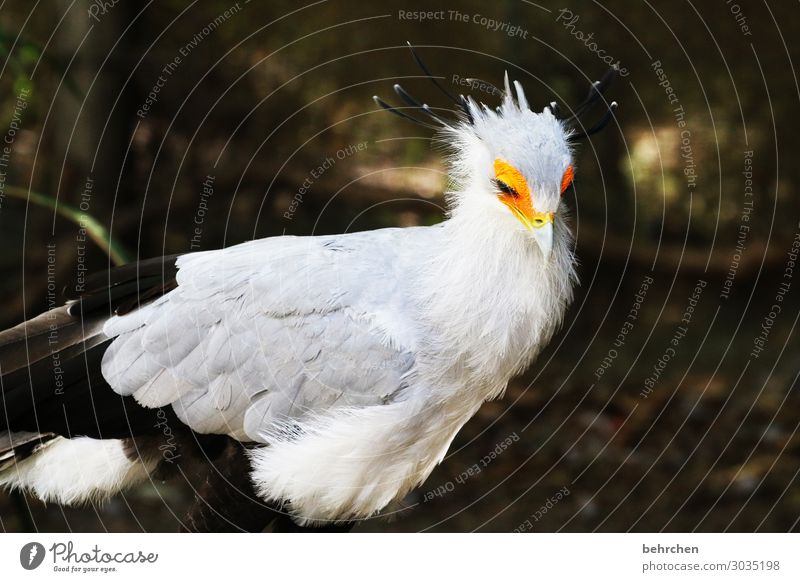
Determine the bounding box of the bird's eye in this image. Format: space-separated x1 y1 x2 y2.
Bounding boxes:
495 179 518 197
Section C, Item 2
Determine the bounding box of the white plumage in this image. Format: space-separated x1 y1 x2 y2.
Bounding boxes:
0 437 158 505
0 66 611 527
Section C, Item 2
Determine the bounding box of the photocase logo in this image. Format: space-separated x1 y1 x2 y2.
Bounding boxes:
19 542 46 570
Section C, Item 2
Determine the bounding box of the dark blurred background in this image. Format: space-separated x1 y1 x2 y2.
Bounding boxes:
0 0 798 532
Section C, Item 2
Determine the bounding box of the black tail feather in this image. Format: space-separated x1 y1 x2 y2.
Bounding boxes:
0 254 183 441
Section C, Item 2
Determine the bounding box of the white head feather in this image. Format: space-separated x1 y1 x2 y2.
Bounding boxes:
439 75 574 224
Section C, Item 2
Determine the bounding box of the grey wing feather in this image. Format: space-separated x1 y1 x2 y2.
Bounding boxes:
100 232 418 443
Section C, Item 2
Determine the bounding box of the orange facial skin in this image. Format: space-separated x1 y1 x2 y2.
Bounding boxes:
561 164 574 193
493 159 555 229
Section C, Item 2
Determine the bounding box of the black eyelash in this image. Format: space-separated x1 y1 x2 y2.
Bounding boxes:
495 179 518 197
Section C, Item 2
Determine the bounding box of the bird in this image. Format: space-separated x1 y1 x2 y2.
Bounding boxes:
0 45 617 532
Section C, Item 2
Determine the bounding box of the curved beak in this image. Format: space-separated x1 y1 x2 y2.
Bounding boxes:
501 198 555 261
511 209 554 261
530 221 553 261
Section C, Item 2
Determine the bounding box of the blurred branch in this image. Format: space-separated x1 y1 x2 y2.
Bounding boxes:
574 223 785 276
4 185 131 265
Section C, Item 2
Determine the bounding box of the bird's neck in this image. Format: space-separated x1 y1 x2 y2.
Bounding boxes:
415 202 576 386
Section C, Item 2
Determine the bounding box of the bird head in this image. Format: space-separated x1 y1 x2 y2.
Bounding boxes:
442 80 575 260
374 45 618 260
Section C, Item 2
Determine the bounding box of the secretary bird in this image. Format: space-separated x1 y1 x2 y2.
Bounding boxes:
0 46 617 532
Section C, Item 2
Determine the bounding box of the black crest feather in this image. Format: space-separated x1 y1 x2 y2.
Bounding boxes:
374 44 619 141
